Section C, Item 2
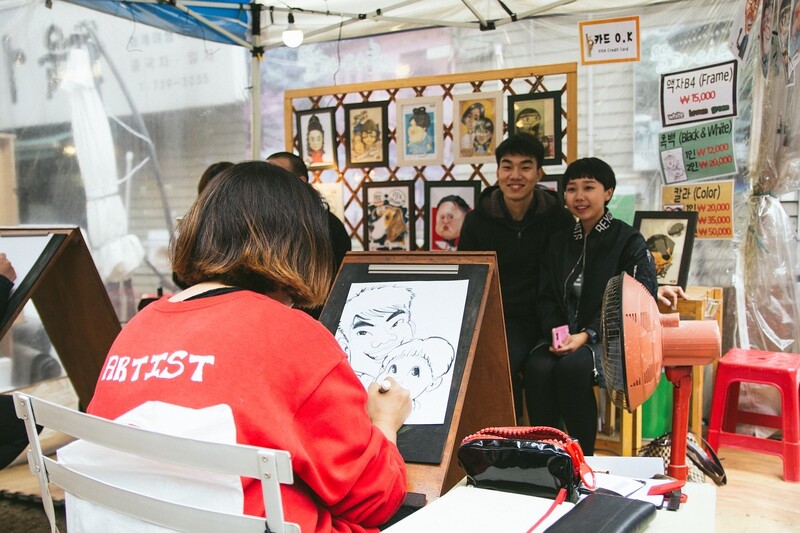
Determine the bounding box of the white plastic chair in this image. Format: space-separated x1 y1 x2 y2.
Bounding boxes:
13 392 300 533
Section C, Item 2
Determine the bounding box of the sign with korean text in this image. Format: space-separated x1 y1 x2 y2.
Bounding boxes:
659 119 737 183
662 180 734 240
579 16 640 65
660 60 737 127
0 1 247 129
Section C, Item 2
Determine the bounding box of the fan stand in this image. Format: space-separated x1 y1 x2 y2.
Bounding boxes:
665 366 693 482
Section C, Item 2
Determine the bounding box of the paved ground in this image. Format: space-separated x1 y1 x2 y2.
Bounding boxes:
0 496 65 532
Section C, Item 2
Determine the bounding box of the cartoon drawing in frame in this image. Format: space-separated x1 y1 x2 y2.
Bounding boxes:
452 92 503 165
633 211 698 288
507 92 563 166
424 181 481 251
363 181 415 251
345 102 389 168
396 96 443 166
296 108 337 170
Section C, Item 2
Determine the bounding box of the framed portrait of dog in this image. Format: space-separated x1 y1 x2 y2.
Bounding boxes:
362 181 416 251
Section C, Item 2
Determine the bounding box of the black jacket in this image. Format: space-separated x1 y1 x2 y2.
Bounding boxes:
458 185 574 321
537 210 658 340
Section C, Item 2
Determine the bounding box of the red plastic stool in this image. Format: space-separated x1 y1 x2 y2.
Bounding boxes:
707 348 800 482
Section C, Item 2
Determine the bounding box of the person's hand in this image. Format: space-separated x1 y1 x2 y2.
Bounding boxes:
0 253 16 283
550 332 588 356
367 377 411 444
657 285 686 309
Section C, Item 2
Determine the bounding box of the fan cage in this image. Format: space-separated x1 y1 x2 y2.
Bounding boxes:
601 274 630 411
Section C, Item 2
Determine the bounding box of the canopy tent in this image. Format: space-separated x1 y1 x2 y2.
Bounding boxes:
58 0 668 156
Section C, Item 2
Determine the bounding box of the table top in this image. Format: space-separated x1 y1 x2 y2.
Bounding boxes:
386 457 716 532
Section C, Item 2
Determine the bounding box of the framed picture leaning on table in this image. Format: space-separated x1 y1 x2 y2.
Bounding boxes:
633 210 698 288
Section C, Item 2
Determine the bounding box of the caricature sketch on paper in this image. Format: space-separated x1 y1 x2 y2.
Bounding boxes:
335 280 469 424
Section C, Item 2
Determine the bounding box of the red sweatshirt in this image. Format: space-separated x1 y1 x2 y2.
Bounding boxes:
87 290 407 532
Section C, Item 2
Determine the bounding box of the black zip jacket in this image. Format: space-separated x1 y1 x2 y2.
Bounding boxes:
537 210 658 340
458 185 574 321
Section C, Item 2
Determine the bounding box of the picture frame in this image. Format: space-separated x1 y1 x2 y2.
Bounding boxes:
537 174 564 202
452 91 503 165
362 180 415 251
396 96 444 167
296 107 338 170
507 92 563 166
633 210 698 288
345 101 389 168
423 181 481 251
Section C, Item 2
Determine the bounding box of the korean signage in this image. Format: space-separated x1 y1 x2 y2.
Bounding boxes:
579 16 640 65
659 119 737 183
662 180 734 240
0 1 247 129
660 60 738 128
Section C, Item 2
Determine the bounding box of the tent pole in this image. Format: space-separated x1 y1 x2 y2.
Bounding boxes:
250 3 263 159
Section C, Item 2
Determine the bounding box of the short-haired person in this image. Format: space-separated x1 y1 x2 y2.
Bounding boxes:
525 157 658 455
458 133 574 422
67 162 411 531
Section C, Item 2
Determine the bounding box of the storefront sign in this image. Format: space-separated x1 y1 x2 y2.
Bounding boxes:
662 180 734 240
659 119 737 183
660 60 738 127
579 16 640 65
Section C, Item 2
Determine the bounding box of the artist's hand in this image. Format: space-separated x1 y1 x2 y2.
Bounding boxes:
550 332 588 356
0 253 16 283
367 377 411 444
657 285 686 309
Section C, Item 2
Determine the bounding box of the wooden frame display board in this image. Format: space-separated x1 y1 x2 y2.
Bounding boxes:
319 252 514 503
284 63 578 250
0 227 120 407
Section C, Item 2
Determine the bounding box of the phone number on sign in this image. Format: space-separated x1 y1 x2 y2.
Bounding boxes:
141 74 211 91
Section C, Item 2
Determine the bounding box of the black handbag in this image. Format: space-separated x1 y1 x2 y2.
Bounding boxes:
457 426 596 503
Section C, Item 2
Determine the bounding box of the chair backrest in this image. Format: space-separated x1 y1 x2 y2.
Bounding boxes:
13 392 300 533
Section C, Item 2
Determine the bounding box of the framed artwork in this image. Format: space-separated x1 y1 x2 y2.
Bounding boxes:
633 210 698 288
396 96 443 166
423 181 481 251
296 107 337 170
537 174 563 202
507 92 563 166
452 91 503 165
345 101 389 168
362 181 415 251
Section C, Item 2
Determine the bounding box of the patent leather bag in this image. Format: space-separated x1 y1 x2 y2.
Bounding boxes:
457 426 596 503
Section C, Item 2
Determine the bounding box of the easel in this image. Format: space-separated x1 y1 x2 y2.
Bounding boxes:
1 226 120 408
319 251 515 504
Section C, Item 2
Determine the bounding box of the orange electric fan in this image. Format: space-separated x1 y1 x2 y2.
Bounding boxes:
600 273 720 484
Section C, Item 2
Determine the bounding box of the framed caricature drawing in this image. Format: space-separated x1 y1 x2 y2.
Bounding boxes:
345 101 389 168
507 92 563 166
396 96 443 166
362 181 415 251
424 181 481 251
452 92 503 165
296 107 337 170
633 210 698 288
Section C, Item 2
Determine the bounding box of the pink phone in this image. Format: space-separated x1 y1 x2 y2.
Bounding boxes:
552 325 570 349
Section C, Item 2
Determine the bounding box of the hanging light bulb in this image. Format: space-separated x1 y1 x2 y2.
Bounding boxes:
282 12 304 48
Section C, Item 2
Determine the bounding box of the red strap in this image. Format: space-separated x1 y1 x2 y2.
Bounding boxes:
526 488 567 532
